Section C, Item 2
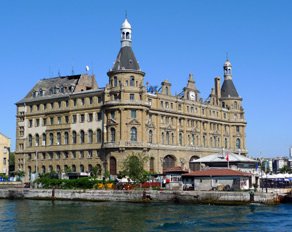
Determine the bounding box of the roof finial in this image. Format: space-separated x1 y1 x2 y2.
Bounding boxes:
226 52 229 61
125 10 128 19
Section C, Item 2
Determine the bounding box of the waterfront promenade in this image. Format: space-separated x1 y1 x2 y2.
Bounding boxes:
0 188 279 205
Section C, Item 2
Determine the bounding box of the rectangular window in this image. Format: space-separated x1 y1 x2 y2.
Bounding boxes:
131 110 136 118
73 99 77 106
110 111 115 119
65 116 69 124
50 117 54 125
97 112 102 121
43 118 47 126
19 126 24 137
130 94 135 101
88 113 93 122
58 116 62 124
98 96 102 103
72 115 77 123
80 114 85 123
28 119 33 128
36 119 40 127
89 97 93 104
65 100 69 107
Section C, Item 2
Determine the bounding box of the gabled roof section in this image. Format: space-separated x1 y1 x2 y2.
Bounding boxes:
221 79 239 98
112 46 140 71
182 169 252 177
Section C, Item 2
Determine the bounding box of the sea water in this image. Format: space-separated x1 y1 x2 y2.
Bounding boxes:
0 200 292 232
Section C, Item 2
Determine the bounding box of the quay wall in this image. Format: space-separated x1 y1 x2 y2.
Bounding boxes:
0 189 279 205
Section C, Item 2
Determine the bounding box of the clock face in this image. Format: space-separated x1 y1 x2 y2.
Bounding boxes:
189 91 196 100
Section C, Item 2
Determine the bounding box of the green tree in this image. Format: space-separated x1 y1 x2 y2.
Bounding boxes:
121 153 149 183
9 152 15 176
279 165 291 174
90 165 102 178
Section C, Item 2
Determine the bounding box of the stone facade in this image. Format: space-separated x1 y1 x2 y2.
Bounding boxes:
0 132 10 175
15 19 247 182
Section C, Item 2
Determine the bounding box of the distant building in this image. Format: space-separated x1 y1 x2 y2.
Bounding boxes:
272 157 289 173
15 18 247 182
0 132 10 176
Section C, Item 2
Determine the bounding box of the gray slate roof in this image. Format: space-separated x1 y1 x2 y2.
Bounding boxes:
112 46 140 71
17 75 81 104
221 79 239 98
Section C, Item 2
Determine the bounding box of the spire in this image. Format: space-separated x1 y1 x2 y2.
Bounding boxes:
121 18 132 47
224 59 232 80
221 58 239 98
110 18 141 72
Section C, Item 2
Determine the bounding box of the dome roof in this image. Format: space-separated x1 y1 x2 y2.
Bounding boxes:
224 59 232 67
121 18 131 29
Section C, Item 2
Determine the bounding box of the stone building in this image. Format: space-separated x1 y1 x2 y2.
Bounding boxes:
0 132 10 176
15 18 247 181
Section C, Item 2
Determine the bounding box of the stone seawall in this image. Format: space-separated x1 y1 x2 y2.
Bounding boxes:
0 189 279 205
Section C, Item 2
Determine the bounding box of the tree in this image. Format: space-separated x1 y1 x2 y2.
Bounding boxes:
90 165 102 178
279 165 291 174
9 152 15 176
121 153 149 183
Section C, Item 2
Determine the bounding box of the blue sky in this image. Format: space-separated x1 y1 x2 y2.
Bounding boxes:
1 0 291 157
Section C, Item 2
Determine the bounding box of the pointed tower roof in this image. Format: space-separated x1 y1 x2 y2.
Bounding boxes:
111 18 141 72
221 59 239 98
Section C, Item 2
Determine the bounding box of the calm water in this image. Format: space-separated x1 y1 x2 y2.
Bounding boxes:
0 200 292 232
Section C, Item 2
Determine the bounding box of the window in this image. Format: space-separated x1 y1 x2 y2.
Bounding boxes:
110 111 115 119
73 99 77 106
97 112 102 121
114 76 118 87
65 116 69 124
80 151 84 159
236 138 241 149
88 130 93 143
42 133 46 146
57 132 61 145
49 133 54 145
166 132 170 145
43 118 47 126
130 127 137 142
110 128 115 142
65 100 69 107
98 96 102 103
179 133 183 146
28 134 32 147
88 113 93 122
225 138 228 149
72 131 77 144
35 134 39 146
50 117 54 125
89 97 93 104
88 150 93 158
163 155 175 170
81 98 84 106
130 94 135 101
28 119 33 128
72 151 76 159
149 157 155 172
236 126 240 133
80 114 85 123
80 130 85 144
110 157 117 175
58 116 62 124
131 110 136 118
36 119 40 127
148 130 153 143
58 101 61 108
161 132 164 144
97 129 102 143
64 132 69 145
19 126 24 137
72 165 76 172
72 115 77 123
130 76 135 86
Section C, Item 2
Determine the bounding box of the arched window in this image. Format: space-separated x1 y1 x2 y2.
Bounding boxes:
110 157 117 175
57 132 61 145
88 164 93 173
110 128 115 142
72 165 76 172
28 134 32 147
88 130 93 144
149 157 155 172
130 127 137 142
163 155 175 170
161 132 164 144
130 76 135 86
35 134 39 146
179 133 183 146
210 137 213 147
148 130 153 143
203 136 206 147
64 132 69 145
42 133 46 146
56 165 61 173
48 165 53 173
41 165 46 174
171 133 174 145
189 156 200 171
72 131 77 144
80 164 84 172
97 129 102 143
192 134 195 146
166 132 170 145
165 86 169 95
126 32 130 39
80 130 85 144
234 101 238 109
236 138 241 149
49 133 54 145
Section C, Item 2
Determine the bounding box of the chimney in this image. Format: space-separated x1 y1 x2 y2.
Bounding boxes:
214 76 221 102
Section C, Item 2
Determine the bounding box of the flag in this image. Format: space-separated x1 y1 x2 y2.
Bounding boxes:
225 152 229 161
